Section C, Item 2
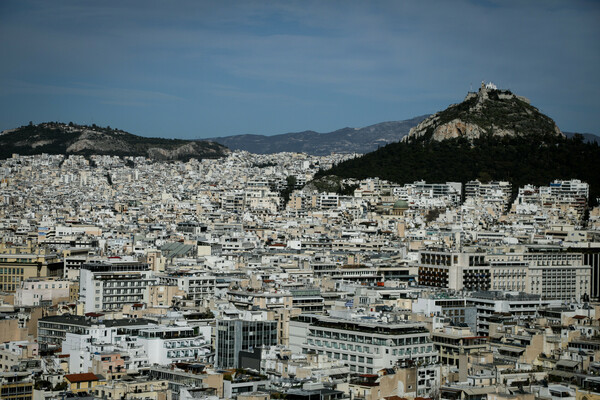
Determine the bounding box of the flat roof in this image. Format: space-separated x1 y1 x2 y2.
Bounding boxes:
39 315 154 328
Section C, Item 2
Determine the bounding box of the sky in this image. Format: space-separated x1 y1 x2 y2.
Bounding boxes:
1 0 599 139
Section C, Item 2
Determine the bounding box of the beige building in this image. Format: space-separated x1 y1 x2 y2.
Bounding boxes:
145 284 186 308
0 244 63 292
349 365 418 400
15 278 71 306
94 379 170 400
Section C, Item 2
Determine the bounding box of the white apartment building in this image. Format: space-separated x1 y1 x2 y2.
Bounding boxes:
61 318 210 373
465 180 512 207
136 324 212 365
79 262 156 313
15 278 71 306
408 181 462 206
466 291 554 335
290 314 439 395
158 273 217 305
61 319 154 373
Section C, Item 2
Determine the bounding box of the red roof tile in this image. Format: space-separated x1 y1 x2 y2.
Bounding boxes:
65 373 99 383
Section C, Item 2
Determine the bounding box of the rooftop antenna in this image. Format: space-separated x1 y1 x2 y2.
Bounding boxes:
470 82 472 92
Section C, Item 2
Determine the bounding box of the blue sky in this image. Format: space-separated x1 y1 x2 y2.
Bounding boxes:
1 0 599 139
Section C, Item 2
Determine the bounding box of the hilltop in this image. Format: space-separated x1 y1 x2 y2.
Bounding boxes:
317 85 600 203
0 122 229 161
404 82 563 143
210 115 428 155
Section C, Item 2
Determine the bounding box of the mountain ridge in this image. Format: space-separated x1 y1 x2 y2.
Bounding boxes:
208 115 429 155
0 122 229 161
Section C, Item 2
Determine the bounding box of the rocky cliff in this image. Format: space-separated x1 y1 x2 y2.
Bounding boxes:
404 82 563 142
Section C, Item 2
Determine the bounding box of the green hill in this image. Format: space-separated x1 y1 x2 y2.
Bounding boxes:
0 122 229 160
317 133 600 204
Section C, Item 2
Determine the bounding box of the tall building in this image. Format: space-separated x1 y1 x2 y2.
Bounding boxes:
79 262 155 313
567 243 600 301
216 319 278 369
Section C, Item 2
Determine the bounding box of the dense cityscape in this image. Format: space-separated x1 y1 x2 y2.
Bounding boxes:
2 1 599 399
0 150 598 400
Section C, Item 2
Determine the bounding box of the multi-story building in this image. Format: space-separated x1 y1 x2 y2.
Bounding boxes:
136 324 212 365
79 262 156 312
290 288 325 313
227 289 293 311
466 291 551 335
0 243 63 292
93 378 170 400
412 295 467 325
431 325 488 383
487 249 591 300
216 319 278 369
37 314 153 347
61 318 210 373
522 246 591 301
15 277 71 306
418 247 591 301
289 314 439 394
417 250 490 292
514 179 589 221
465 180 512 208
158 272 217 306
408 181 462 206
0 371 33 400
0 341 38 372
568 243 600 300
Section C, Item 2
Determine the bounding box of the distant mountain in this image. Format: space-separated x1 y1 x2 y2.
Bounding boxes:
404 82 563 143
0 122 229 160
318 84 600 203
564 131 600 143
209 115 428 155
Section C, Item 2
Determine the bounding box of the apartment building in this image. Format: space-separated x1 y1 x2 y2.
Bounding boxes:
431 325 488 383
417 250 491 291
466 291 551 335
408 181 462 206
289 313 439 393
158 272 217 306
465 180 512 207
15 277 71 306
37 314 153 347
412 295 468 325
136 324 212 365
79 262 156 312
